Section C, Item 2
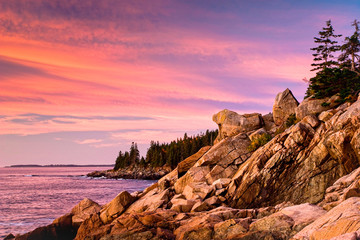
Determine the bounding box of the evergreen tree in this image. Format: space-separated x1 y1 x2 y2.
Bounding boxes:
311 20 342 71
139 156 146 167
339 20 360 73
114 130 218 170
114 151 124 170
129 142 140 165
124 151 130 166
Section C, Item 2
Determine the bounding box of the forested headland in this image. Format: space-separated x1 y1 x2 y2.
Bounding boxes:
113 129 218 171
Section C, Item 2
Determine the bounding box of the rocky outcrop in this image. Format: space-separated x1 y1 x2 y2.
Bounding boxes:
212 109 263 143
319 167 360 210
295 94 341 120
87 165 170 180
226 95 360 209
293 197 360 239
70 198 101 227
17 91 360 240
16 198 101 240
177 146 211 178
273 88 299 125
100 191 136 224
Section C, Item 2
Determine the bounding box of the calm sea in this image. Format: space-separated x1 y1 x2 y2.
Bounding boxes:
0 167 155 238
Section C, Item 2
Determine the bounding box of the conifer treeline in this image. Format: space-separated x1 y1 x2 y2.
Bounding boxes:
114 129 218 170
306 19 360 101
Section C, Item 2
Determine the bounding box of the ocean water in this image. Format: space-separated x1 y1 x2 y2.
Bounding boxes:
0 167 155 238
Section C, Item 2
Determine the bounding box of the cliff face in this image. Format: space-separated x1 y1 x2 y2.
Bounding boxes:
228 100 360 208
15 90 360 240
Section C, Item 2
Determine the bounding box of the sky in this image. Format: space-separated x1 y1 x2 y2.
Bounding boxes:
1 0 359 166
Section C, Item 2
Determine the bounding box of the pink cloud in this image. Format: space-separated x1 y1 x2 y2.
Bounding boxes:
75 138 103 144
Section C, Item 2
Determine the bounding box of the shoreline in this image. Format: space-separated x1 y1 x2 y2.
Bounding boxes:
4 164 114 168
87 166 171 180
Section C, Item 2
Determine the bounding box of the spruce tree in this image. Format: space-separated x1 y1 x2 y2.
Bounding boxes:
339 20 360 73
311 20 342 71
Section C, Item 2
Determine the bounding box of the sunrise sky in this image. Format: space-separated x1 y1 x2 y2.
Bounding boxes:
1 0 359 166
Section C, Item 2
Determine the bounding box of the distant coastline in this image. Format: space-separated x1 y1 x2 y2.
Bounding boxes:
4 164 114 168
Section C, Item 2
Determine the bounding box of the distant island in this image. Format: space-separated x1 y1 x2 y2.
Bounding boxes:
5 164 114 168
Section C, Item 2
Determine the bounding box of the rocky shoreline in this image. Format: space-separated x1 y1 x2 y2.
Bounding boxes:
87 166 171 180
8 89 360 240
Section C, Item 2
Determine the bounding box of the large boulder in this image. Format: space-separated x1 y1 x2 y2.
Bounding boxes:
17 214 76 240
295 94 341 120
125 188 171 214
278 203 326 232
213 109 263 143
174 166 211 194
273 88 299 125
17 198 101 240
70 198 101 227
175 132 251 196
100 191 136 224
293 197 360 240
177 146 211 178
319 167 360 210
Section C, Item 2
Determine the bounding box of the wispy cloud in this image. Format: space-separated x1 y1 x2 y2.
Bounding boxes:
75 138 103 144
4 113 155 125
0 96 49 103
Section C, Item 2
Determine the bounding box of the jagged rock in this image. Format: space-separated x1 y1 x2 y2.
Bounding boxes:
177 146 211 178
279 203 326 232
74 213 107 240
318 110 335 122
228 230 284 240
211 178 232 189
98 209 177 240
182 182 213 200
295 94 340 120
204 196 222 206
100 191 136 223
191 201 212 212
213 218 250 240
170 195 197 213
16 199 100 240
205 165 237 184
18 213 77 240
319 167 360 210
263 112 276 132
301 114 320 128
213 109 263 143
194 132 251 168
227 96 360 209
4 234 15 240
125 188 171 213
70 198 101 227
248 128 268 141
171 198 197 213
273 88 299 126
175 166 210 194
329 232 360 240
174 207 237 240
156 227 176 240
293 197 360 240
249 212 294 236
